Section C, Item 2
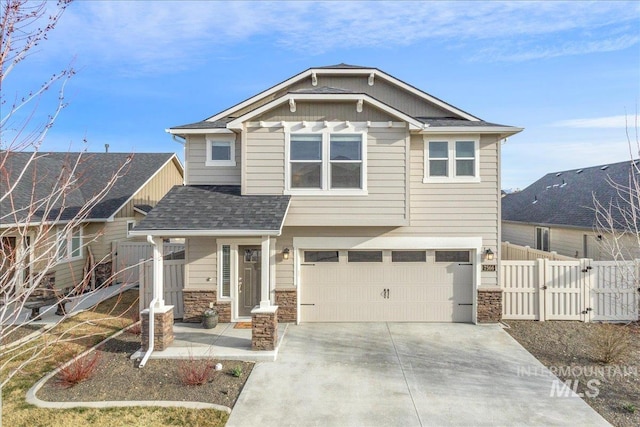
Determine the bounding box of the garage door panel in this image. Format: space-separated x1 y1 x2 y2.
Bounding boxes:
301 250 473 323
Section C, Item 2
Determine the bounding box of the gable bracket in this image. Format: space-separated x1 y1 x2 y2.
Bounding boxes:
368 72 375 86
289 98 296 113
356 98 363 113
311 72 318 86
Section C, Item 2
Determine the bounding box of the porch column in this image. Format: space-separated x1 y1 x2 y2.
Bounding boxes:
260 235 270 307
151 236 164 308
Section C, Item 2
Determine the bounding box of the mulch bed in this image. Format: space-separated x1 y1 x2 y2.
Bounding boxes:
1 324 43 346
36 331 254 409
504 320 639 427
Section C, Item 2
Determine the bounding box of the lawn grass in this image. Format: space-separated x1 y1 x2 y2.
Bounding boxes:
1 289 228 427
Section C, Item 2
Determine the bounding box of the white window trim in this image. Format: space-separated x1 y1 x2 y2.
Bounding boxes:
205 135 236 167
535 227 550 252
284 125 368 196
56 226 83 262
423 136 480 183
126 220 136 238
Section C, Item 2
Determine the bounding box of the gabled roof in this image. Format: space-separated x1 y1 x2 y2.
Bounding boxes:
0 152 182 227
167 64 522 137
502 160 638 230
132 185 290 237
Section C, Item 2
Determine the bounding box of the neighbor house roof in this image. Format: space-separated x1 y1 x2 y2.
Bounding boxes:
0 151 181 227
131 185 290 237
502 160 638 230
166 64 522 137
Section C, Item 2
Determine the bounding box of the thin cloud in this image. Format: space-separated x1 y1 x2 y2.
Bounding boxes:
553 116 632 128
45 0 640 74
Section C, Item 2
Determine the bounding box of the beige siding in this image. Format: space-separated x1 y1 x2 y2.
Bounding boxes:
116 158 183 218
185 134 241 185
235 74 453 119
185 237 217 290
256 101 393 122
275 237 294 290
244 126 409 226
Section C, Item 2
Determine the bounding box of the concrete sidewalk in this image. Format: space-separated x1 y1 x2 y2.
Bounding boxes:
227 323 610 427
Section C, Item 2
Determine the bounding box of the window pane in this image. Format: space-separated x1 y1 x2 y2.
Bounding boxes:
331 163 361 189
392 251 426 262
348 251 383 262
456 159 474 176
429 141 448 159
429 159 447 176
211 142 231 161
330 135 361 160
456 141 475 158
435 251 469 263
71 234 81 258
222 245 230 297
291 135 322 160
304 251 339 263
291 162 321 188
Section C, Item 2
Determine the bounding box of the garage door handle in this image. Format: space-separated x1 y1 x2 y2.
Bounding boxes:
458 303 472 306
300 303 315 306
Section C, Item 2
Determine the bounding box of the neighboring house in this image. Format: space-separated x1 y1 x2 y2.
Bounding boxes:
502 160 639 260
0 151 184 291
133 64 522 328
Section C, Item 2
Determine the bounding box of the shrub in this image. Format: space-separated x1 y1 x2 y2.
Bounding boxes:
231 366 243 378
622 403 636 413
590 323 632 364
57 351 102 388
177 358 213 386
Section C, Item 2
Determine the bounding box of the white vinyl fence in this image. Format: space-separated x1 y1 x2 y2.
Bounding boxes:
113 241 184 284
139 258 185 319
502 259 639 322
501 241 576 261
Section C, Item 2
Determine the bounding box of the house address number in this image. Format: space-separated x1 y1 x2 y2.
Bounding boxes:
482 264 496 272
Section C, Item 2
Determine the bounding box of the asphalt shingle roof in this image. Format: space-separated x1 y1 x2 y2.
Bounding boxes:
502 160 638 229
134 185 290 233
1 152 175 226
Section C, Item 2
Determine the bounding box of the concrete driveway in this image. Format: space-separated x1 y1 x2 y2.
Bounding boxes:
227 323 609 427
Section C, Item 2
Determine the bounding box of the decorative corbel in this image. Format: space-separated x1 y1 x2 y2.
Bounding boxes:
356 98 363 113
368 72 375 86
323 120 329 128
289 98 296 113
311 72 318 86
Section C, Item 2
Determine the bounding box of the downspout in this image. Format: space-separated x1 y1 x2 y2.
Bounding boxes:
139 235 158 368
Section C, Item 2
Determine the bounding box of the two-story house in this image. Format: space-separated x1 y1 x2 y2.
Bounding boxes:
133 64 521 341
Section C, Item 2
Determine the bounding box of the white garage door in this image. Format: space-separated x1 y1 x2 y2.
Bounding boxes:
300 249 473 322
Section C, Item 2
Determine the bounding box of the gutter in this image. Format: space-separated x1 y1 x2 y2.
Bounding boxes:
139 234 158 368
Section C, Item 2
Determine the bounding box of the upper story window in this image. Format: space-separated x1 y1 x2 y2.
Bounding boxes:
286 129 367 195
57 226 82 262
206 135 236 167
423 137 479 183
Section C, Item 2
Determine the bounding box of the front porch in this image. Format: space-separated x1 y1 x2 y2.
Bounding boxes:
133 321 289 362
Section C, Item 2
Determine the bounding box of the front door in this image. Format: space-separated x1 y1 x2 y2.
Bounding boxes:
238 245 261 317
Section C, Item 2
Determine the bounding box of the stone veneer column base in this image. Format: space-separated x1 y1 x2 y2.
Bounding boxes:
274 289 297 323
477 288 503 323
251 305 278 351
141 305 174 351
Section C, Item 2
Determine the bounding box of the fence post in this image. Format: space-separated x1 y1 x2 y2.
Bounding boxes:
525 246 531 260
537 258 546 321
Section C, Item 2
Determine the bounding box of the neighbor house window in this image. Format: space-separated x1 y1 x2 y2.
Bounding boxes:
206 136 236 167
287 130 367 194
424 137 479 182
57 227 82 261
535 227 550 252
126 220 136 237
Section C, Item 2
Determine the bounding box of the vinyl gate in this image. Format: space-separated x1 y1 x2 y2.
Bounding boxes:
502 259 639 322
114 241 184 284
139 259 184 319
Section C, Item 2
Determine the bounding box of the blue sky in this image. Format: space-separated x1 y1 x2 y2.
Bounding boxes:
5 0 640 190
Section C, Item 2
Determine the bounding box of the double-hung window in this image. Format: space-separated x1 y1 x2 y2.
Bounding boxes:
424 137 479 182
57 227 82 262
535 227 550 252
206 136 236 167
287 130 366 194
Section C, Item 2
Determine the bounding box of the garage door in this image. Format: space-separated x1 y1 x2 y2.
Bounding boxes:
300 249 473 322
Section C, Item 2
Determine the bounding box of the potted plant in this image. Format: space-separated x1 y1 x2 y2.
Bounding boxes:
202 308 218 329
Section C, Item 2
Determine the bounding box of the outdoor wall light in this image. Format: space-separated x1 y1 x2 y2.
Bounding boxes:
484 248 494 261
282 248 290 260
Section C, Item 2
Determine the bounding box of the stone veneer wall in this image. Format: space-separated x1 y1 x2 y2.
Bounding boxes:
141 307 174 351
477 288 503 323
251 308 278 351
182 289 216 323
274 289 297 322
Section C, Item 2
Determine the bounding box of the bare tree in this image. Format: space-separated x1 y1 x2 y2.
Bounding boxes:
0 2 136 423
592 114 640 321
